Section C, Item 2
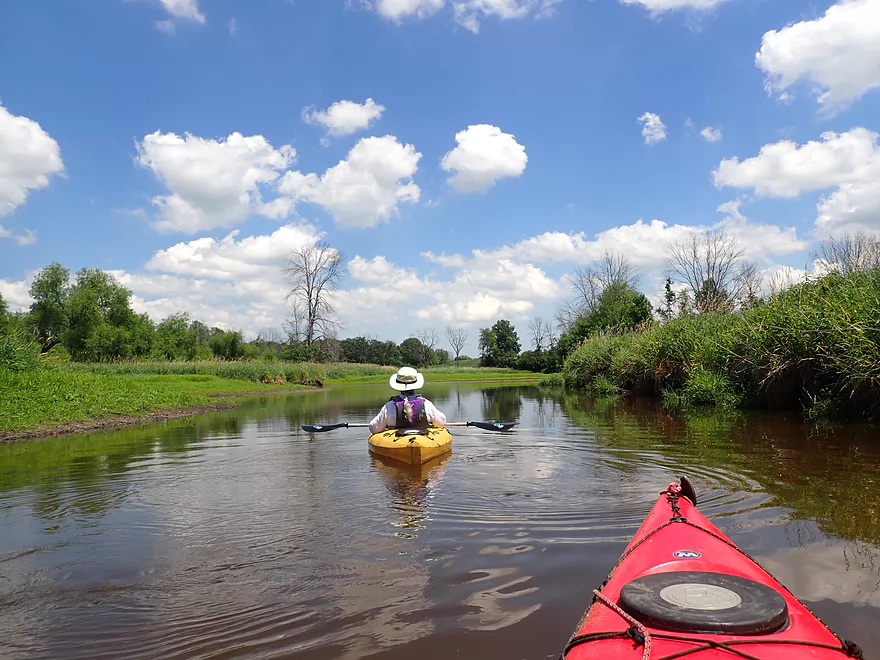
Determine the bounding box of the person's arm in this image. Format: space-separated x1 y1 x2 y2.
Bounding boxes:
369 402 392 433
424 399 447 427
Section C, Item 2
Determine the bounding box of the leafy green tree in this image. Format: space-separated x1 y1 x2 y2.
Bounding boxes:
481 319 521 367
478 328 494 364
209 330 245 359
64 268 145 361
590 281 653 331
399 337 429 367
28 262 70 351
433 348 450 364
341 336 369 363
154 313 198 360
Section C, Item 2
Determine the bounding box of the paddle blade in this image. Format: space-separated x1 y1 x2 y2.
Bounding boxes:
468 421 517 432
680 476 698 506
300 423 348 433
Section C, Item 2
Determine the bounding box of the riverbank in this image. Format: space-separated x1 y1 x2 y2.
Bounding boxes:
1 361 542 442
562 267 880 421
0 371 313 442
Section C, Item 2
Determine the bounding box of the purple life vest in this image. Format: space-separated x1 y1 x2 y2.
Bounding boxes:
391 394 429 429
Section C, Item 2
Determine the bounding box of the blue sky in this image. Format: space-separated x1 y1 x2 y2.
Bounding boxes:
2 0 879 355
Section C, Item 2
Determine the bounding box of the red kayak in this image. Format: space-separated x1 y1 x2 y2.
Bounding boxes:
561 480 864 659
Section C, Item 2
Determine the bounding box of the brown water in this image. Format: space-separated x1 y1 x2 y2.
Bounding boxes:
1 383 879 659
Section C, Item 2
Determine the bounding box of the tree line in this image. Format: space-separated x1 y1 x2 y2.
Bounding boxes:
4 231 873 369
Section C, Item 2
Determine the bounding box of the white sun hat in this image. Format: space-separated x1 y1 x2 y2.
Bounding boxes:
389 366 425 391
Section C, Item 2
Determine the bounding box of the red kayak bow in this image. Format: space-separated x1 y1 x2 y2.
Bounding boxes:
561 479 864 659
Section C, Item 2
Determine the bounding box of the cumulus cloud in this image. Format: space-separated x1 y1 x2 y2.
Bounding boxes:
303 98 385 141
619 0 730 14
0 225 37 246
146 222 321 280
713 128 879 198
0 101 64 216
637 112 667 145
440 124 527 193
135 130 296 233
427 206 805 273
713 127 880 235
152 0 205 32
374 0 446 20
372 0 562 32
104 222 324 333
756 0 880 111
700 126 723 142
342 252 562 325
0 277 33 311
277 135 421 228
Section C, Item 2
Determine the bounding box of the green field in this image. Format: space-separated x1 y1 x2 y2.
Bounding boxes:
0 371 309 435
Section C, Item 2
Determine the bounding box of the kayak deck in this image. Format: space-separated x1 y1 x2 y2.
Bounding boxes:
368 426 452 465
562 481 863 659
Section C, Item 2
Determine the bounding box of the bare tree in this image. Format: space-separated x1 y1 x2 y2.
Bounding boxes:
813 231 880 275
666 230 754 313
416 327 439 365
528 316 555 351
283 241 345 347
445 326 468 360
557 250 640 329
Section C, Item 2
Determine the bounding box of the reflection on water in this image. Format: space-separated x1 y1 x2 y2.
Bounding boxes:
0 384 879 659
371 454 448 539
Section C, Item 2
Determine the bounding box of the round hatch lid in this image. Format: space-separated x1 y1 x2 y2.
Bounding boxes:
618 571 789 635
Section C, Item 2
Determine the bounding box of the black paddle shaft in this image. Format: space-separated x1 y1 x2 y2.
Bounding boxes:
300 421 516 433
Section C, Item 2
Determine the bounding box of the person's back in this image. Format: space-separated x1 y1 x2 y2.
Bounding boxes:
369 367 447 434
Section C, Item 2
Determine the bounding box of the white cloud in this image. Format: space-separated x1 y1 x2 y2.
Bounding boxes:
135 130 296 233
374 0 445 20
227 17 237 35
713 128 879 198
303 98 385 141
700 126 723 142
619 0 730 14
432 206 805 272
0 101 64 216
713 127 880 235
756 0 880 111
146 222 321 280
0 225 37 246
341 252 561 325
440 124 528 193
147 0 205 33
637 112 667 145
372 0 562 32
0 277 33 311
277 135 421 228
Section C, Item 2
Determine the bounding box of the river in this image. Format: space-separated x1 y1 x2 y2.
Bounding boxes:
1 383 878 659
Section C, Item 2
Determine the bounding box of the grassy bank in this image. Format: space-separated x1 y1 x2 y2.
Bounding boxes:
0 371 310 436
563 268 880 421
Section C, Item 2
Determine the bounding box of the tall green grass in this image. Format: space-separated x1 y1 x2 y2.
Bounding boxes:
0 328 45 372
563 268 880 420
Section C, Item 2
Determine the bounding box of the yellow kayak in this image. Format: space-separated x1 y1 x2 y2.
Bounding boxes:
368 426 452 465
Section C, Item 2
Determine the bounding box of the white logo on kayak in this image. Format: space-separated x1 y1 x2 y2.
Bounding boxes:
673 550 701 559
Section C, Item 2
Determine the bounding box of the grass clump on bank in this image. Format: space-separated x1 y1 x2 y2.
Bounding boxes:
563 268 880 421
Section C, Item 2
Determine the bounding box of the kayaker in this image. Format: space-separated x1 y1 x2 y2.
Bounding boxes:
369 367 447 433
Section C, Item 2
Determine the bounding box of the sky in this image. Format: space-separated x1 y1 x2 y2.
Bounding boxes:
1 0 880 356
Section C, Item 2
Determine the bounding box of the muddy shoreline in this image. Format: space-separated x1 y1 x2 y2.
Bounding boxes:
0 388 329 444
